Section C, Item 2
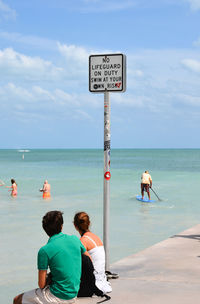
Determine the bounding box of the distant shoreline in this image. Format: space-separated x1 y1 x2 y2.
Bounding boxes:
0 148 200 151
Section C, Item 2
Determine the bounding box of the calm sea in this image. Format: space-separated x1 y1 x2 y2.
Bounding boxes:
1 149 200 303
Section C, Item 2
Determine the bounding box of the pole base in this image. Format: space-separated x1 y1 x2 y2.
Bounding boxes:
105 271 119 279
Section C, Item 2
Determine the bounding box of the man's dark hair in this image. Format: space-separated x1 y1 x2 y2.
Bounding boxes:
42 211 63 237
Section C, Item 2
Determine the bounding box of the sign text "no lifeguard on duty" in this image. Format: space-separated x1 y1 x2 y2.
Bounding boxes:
89 54 126 93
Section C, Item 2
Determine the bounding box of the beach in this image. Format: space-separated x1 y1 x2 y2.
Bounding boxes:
1 148 200 303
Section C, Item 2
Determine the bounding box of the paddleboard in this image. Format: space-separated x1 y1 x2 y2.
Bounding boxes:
136 195 155 203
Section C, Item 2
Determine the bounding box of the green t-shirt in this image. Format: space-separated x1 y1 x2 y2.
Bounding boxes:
37 232 86 300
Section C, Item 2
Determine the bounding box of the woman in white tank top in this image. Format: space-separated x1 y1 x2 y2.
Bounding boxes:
73 212 112 294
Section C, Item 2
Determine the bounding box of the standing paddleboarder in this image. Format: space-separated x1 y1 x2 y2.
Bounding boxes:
141 170 152 200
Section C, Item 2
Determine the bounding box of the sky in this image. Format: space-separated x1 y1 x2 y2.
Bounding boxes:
1 0 200 148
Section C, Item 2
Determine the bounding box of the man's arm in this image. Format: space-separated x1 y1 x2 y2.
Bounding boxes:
38 247 48 288
149 176 152 188
38 270 47 289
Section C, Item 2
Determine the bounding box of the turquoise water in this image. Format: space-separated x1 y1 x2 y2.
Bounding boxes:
1 149 200 303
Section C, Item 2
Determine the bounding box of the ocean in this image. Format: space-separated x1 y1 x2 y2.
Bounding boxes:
1 148 200 303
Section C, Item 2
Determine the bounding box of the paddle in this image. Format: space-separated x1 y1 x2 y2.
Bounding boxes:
150 187 162 201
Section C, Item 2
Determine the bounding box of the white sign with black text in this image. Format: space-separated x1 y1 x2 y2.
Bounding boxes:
89 54 126 93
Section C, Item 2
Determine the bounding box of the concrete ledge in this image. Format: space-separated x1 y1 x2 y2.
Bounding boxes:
77 224 200 304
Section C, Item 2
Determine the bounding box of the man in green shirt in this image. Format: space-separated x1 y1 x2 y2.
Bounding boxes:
13 210 86 304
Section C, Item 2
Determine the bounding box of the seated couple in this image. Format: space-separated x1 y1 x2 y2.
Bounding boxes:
13 211 111 304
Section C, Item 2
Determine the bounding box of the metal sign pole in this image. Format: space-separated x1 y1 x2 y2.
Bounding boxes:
89 53 126 273
103 90 111 271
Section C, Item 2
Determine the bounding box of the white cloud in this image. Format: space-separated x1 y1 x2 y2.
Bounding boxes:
0 0 16 20
0 47 50 69
82 0 99 3
73 109 93 121
181 58 200 73
123 49 200 114
68 0 136 12
79 0 200 12
0 82 100 123
82 0 136 12
32 86 55 102
184 0 200 10
53 89 81 107
193 37 200 47
0 48 63 81
128 69 144 78
57 42 89 64
1 44 200 125
6 83 34 101
57 42 112 78
145 0 200 10
0 31 57 50
176 93 200 106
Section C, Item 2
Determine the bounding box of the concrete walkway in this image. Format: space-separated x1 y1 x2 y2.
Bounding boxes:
77 224 200 304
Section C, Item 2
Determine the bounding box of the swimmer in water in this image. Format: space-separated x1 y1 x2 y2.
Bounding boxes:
6 179 17 197
40 180 51 199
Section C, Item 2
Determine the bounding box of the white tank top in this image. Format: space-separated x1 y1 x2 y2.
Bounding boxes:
82 235 112 293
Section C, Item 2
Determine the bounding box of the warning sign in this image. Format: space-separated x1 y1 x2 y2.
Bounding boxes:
89 54 126 93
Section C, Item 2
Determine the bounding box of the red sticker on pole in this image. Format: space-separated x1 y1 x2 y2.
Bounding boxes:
104 171 111 180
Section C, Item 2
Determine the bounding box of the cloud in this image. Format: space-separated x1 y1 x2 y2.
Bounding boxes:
54 0 137 13
176 93 200 106
1 44 200 126
73 109 93 121
110 93 153 108
146 0 200 11
193 37 200 47
57 42 89 64
181 58 200 73
0 48 63 81
6 83 34 101
0 31 57 50
122 49 200 114
128 69 144 78
79 0 200 13
57 42 114 81
184 0 200 10
0 0 16 20
80 0 136 12
0 82 100 123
